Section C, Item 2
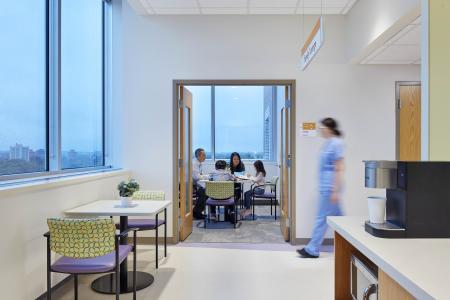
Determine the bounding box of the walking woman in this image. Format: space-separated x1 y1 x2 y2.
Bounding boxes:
298 118 344 258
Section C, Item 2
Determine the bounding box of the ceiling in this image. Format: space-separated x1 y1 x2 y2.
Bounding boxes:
130 0 359 15
361 16 421 65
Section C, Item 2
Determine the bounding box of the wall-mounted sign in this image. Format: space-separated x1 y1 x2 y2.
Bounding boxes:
301 122 317 137
300 17 324 70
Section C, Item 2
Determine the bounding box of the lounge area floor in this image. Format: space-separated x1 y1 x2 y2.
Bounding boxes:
186 205 285 243
52 244 334 300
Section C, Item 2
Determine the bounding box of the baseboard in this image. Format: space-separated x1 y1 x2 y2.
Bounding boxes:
292 238 334 246
128 236 177 245
36 274 73 300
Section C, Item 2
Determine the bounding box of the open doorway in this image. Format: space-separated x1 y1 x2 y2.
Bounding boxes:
173 80 296 245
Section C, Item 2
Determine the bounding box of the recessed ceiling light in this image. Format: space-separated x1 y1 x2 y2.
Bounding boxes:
233 97 239 100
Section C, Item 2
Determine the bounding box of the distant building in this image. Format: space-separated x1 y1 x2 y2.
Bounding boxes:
9 143 30 161
263 87 274 160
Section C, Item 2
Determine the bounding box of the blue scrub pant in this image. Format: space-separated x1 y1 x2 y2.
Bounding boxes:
305 191 342 257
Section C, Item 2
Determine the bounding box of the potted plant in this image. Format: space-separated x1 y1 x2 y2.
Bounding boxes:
117 179 140 207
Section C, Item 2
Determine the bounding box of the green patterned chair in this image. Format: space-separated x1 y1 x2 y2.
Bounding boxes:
45 218 138 300
115 190 166 269
205 181 237 228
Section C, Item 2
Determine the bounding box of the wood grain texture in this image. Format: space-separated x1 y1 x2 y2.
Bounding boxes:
379 269 415 300
179 87 193 241
399 85 421 161
279 85 290 242
334 232 357 300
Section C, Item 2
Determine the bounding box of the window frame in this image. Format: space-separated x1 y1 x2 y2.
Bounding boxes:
189 84 278 162
0 0 112 182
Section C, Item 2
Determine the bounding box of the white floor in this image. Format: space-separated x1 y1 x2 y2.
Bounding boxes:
53 245 334 300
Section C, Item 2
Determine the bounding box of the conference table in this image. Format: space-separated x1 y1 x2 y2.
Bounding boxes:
65 199 171 294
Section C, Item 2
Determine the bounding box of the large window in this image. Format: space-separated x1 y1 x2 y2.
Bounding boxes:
0 1 47 176
0 1 110 179
61 0 104 169
190 86 212 159
188 85 276 160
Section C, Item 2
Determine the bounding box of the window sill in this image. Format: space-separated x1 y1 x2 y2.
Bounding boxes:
0 168 130 196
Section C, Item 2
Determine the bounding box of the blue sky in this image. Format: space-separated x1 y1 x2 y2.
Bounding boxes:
188 86 264 154
0 0 103 152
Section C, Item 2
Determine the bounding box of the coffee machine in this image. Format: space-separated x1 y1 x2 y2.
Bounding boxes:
364 161 450 238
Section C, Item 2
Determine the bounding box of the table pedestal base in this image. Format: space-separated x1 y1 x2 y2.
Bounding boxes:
91 271 154 294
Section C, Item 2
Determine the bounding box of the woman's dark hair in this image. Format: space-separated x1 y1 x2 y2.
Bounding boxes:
253 160 266 177
215 160 227 170
321 117 342 137
229 152 245 174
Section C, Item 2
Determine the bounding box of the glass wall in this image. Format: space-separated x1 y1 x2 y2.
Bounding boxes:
188 85 276 161
0 0 110 179
0 1 47 176
61 0 104 169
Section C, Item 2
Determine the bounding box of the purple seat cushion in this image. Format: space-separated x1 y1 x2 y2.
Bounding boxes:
254 192 276 199
206 197 235 206
116 219 165 230
51 245 132 274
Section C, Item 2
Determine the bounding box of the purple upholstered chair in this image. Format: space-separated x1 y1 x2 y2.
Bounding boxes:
251 176 279 220
116 191 166 269
45 218 138 300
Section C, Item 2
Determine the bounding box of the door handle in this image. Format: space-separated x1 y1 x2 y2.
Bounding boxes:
363 284 377 300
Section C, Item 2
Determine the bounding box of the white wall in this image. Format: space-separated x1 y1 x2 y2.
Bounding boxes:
345 0 421 62
0 172 129 300
119 2 420 240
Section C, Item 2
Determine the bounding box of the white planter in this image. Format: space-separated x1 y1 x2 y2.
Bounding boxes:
120 196 133 207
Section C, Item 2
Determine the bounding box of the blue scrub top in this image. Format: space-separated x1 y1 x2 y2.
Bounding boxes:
318 137 344 193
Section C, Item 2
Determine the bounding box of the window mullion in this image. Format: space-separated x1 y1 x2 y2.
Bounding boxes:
211 86 216 161
48 0 61 172
103 1 112 167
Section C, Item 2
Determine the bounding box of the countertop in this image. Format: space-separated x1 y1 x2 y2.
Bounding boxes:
327 216 450 300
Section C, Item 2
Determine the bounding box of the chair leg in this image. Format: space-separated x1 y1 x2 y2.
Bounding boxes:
271 199 273 215
234 204 237 228
47 268 51 300
46 238 52 300
155 213 159 269
133 231 137 300
74 274 78 300
252 194 255 221
115 265 120 300
115 239 120 300
164 208 167 257
275 198 277 220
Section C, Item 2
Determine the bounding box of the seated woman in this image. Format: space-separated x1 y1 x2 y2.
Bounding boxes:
241 160 266 219
229 152 245 174
209 160 234 222
229 152 245 204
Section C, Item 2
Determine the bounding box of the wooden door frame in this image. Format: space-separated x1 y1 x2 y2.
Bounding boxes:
395 81 421 160
172 79 297 244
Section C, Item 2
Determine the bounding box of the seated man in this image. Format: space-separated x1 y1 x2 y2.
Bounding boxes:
209 160 235 223
192 148 209 220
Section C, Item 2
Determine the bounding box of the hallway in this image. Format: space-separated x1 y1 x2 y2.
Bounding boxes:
52 244 334 300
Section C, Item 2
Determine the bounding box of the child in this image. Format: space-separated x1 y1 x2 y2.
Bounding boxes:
240 160 266 219
209 160 233 222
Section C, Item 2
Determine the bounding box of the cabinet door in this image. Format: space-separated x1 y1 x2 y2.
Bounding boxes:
378 270 415 300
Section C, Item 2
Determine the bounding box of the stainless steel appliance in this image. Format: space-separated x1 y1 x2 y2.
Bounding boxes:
351 255 378 300
364 161 450 238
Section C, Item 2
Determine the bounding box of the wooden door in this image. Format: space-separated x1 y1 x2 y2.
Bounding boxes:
179 86 193 241
398 83 421 161
279 85 291 242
